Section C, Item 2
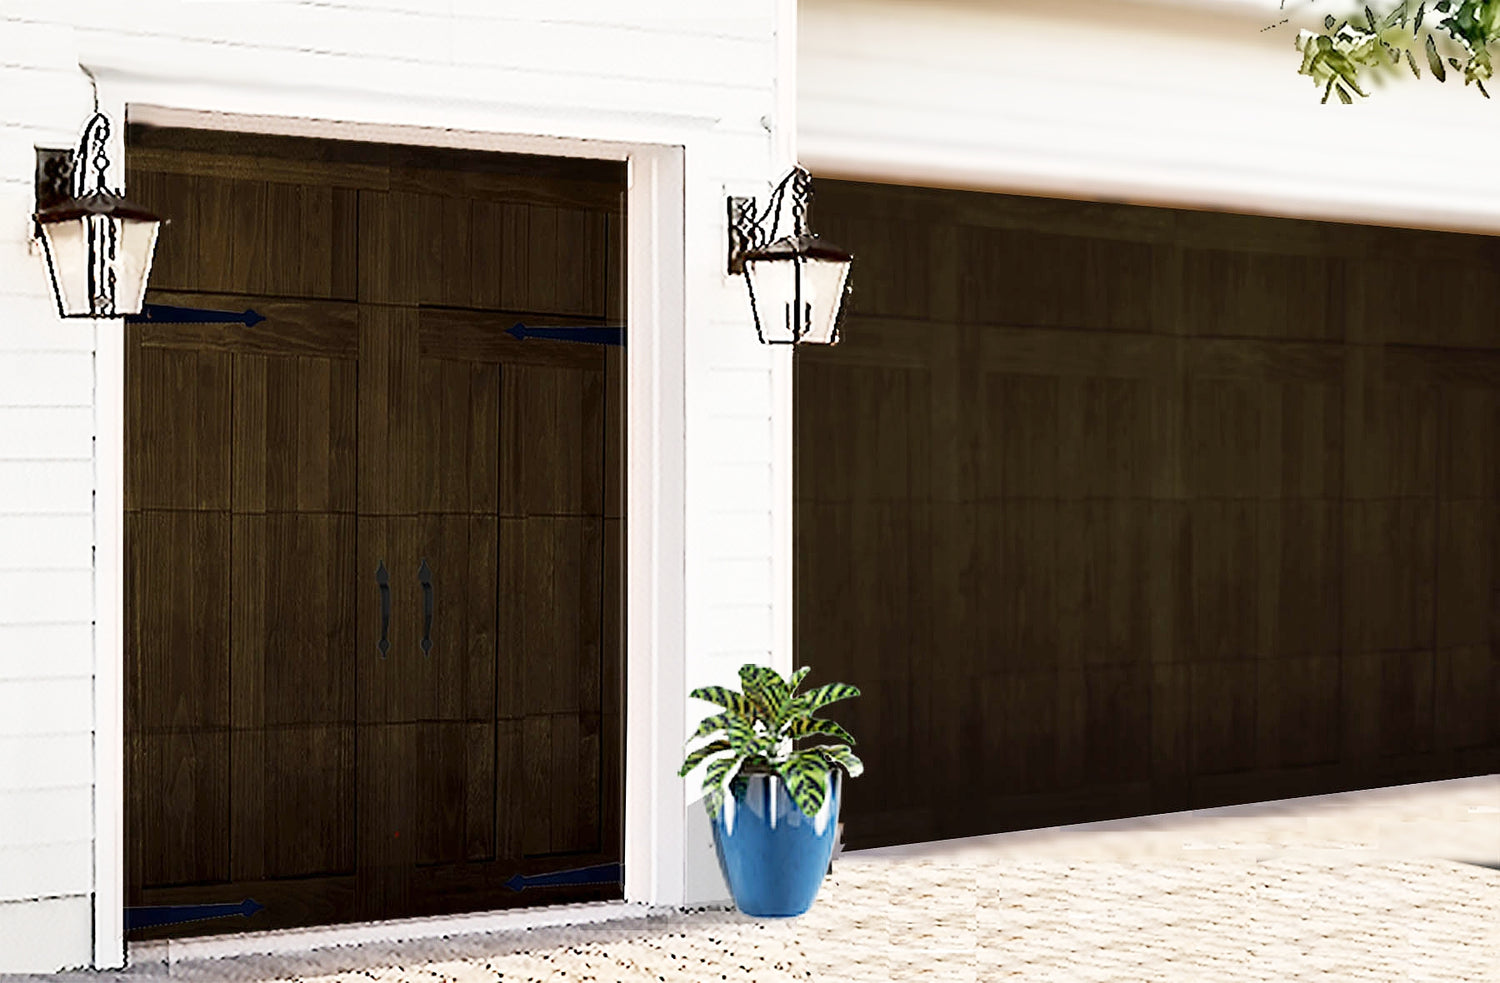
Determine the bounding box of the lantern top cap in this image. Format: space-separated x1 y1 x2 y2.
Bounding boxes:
741 233 852 265
34 188 163 225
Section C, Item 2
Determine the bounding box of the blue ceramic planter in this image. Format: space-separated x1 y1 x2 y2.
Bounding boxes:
710 767 842 918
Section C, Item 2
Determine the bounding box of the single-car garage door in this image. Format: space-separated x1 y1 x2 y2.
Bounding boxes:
797 180 1500 852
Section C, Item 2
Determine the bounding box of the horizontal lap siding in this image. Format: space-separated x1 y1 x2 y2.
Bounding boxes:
801 0 1500 234
0 11 98 946
0 0 783 967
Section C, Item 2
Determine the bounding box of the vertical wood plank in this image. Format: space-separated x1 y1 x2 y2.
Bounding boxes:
471 199 505 310
231 179 270 295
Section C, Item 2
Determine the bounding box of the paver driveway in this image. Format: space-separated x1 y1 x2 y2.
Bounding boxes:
20 776 1499 983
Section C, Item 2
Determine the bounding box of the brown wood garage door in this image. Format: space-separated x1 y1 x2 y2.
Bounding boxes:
797 180 1500 852
121 128 625 938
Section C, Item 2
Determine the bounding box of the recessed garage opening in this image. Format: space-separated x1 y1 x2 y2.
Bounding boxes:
122 126 626 939
797 180 1500 852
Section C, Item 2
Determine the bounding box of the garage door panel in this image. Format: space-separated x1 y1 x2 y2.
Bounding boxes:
1436 501 1494 648
1262 501 1343 658
1185 377 1261 500
927 502 978 663
976 501 1059 670
803 179 1500 850
795 502 852 668
977 325 1172 377
845 502 920 681
868 682 920 809
799 357 936 505
1150 663 1192 785
979 670 1059 795
795 363 853 504
1353 258 1500 350
1341 650 1435 760
981 373 1058 500
1082 666 1152 786
847 367 922 503
801 316 940 371
1438 386 1499 500
1056 376 1164 501
925 672 979 814
1256 655 1341 770
1433 646 1500 750
1347 380 1437 500
831 215 939 321
1342 500 1436 653
1189 661 1258 776
962 226 1154 332
1266 380 1344 500
1185 501 1260 662
1180 248 1342 342
1055 500 1155 669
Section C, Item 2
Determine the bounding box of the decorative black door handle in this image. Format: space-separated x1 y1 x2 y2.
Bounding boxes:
376 560 391 659
418 558 433 657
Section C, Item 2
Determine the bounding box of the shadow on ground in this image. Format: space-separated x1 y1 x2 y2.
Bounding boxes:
8 905 756 983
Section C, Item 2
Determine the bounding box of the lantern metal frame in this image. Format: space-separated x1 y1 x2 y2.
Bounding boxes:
727 166 853 345
33 110 164 319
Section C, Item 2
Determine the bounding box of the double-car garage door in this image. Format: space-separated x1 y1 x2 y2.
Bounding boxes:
797 180 1500 851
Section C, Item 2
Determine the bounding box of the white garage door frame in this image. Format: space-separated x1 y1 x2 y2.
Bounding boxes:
86 85 688 968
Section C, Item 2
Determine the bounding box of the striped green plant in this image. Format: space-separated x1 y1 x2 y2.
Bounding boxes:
679 664 863 820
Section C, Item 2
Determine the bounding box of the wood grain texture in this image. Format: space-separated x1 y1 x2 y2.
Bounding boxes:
801 179 1500 852
125 131 623 937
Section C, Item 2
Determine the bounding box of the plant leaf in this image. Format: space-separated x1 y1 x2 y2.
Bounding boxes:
679 739 732 777
702 754 740 816
1428 31 1449 79
724 711 767 755
814 744 865 778
689 685 755 717
776 752 830 819
795 682 863 715
738 664 789 721
689 711 744 742
785 717 857 746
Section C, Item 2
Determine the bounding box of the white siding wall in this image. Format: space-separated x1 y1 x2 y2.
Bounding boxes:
801 0 1500 234
0 9 101 970
0 0 791 970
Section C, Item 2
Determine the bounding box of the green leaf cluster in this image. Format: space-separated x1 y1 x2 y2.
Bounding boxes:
1293 1 1500 101
678 664 863 821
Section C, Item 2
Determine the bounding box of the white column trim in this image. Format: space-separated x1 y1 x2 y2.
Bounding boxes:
769 0 798 680
90 81 129 971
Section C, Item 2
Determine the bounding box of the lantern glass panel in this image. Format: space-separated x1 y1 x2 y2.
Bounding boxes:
117 216 162 315
38 217 93 317
743 253 799 344
801 253 851 345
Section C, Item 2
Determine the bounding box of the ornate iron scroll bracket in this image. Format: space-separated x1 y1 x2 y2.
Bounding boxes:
727 165 812 274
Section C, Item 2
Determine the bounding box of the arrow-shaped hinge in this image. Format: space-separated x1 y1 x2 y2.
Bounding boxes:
507 322 623 347
124 898 264 932
126 303 265 326
505 862 622 892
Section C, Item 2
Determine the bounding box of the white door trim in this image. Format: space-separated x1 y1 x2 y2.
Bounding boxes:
88 95 687 969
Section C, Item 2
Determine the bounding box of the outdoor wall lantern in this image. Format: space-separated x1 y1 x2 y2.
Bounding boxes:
727 166 852 345
33 110 163 319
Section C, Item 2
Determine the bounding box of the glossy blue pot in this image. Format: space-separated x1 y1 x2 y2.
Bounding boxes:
710 767 842 918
